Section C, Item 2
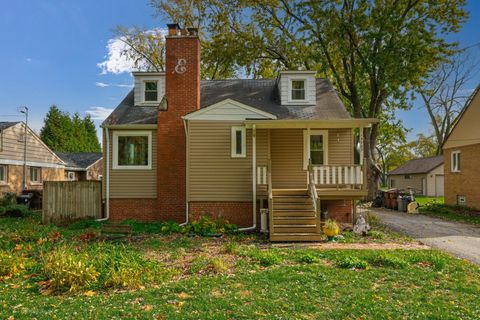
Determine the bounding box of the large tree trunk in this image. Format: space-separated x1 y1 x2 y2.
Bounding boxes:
364 127 381 200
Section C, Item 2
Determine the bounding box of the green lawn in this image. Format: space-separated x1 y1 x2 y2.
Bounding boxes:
419 202 480 225
1 213 480 319
415 196 444 206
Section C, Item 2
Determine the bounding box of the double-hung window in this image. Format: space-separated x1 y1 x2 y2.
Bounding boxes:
291 80 306 101
144 81 158 102
451 151 461 172
0 165 6 183
304 130 328 168
30 167 41 184
113 131 152 169
231 127 246 158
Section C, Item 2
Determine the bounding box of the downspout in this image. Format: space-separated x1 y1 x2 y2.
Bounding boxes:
180 118 189 226
239 124 257 231
96 127 110 222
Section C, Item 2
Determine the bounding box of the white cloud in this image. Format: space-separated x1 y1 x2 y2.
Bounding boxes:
97 28 167 75
86 107 114 121
95 81 133 88
95 82 109 87
26 58 32 62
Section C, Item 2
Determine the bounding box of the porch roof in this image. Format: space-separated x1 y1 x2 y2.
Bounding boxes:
244 118 378 129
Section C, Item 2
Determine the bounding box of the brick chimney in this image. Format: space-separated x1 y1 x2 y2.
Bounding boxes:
157 24 200 221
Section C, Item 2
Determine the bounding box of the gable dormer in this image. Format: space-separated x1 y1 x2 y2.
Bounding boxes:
278 70 316 106
132 72 166 106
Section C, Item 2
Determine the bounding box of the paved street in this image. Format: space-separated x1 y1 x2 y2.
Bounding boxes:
370 208 480 265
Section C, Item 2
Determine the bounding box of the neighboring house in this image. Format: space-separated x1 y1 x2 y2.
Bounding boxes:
55 152 103 181
388 156 444 196
443 87 480 209
102 24 377 241
0 121 65 194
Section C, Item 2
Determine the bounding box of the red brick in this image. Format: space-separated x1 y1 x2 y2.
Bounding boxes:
321 200 352 223
109 198 158 221
157 32 201 222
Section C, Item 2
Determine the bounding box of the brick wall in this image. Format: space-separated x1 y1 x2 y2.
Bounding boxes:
321 200 353 223
444 144 480 209
189 201 260 229
157 27 201 222
109 198 159 222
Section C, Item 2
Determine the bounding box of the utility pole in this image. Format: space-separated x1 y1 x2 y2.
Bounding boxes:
19 106 28 191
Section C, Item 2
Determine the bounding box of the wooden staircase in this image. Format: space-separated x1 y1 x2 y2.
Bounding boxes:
269 189 322 241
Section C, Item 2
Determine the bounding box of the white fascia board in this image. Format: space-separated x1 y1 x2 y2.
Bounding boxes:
182 98 277 120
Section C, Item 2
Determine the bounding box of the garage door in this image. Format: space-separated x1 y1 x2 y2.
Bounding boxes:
435 175 444 196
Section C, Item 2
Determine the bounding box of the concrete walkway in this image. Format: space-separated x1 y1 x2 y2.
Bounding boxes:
369 208 480 265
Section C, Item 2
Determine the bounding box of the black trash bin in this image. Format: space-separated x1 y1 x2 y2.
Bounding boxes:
17 193 33 208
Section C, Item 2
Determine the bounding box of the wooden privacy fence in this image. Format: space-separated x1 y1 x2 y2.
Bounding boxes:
42 181 102 224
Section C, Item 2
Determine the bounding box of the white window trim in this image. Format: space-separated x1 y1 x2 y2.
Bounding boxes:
451 150 461 172
303 130 328 169
29 167 42 185
112 131 152 170
231 126 246 158
143 80 159 103
0 165 7 184
67 171 76 181
288 78 307 103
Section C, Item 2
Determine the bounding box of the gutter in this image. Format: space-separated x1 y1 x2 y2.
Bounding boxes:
96 127 110 222
180 118 189 226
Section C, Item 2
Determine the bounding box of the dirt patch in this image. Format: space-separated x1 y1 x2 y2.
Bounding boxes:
268 242 430 250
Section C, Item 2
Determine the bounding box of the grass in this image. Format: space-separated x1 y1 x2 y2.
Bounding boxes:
1 213 480 319
419 203 480 225
415 196 444 206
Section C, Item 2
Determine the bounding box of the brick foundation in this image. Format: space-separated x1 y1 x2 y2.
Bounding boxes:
109 198 159 222
321 200 353 223
189 201 257 228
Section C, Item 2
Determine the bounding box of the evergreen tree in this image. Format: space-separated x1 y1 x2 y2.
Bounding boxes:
40 105 101 152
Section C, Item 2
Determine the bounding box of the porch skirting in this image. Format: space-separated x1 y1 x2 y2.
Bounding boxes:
189 201 260 229
109 198 158 221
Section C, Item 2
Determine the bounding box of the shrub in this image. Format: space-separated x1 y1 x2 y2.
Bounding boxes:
184 216 237 236
371 254 408 269
369 230 386 240
337 256 369 269
42 249 99 293
0 252 26 277
0 192 16 207
296 253 319 264
2 204 30 217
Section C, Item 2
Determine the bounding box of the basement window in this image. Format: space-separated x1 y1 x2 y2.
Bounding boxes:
113 131 152 169
231 127 246 158
451 151 461 172
144 81 158 102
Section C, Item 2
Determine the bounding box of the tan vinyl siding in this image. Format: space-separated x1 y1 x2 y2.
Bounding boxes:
0 123 61 164
187 121 268 201
105 129 157 198
389 174 425 194
270 128 354 188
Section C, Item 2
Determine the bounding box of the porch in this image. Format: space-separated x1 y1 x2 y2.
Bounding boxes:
247 119 374 241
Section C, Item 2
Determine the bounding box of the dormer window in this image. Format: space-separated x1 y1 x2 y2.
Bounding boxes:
291 80 306 101
144 81 158 102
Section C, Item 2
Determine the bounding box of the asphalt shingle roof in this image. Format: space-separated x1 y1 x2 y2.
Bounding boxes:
55 152 102 170
0 122 20 130
388 155 444 175
103 78 350 126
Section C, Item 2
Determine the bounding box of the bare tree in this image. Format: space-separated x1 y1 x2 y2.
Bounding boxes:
418 51 479 155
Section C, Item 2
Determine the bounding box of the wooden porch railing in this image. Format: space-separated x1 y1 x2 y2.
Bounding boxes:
307 159 320 231
311 164 364 188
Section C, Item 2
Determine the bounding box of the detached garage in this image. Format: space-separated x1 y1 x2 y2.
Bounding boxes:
388 156 444 196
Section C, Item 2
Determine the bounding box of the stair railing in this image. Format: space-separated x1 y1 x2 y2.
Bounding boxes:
267 157 273 235
307 158 319 218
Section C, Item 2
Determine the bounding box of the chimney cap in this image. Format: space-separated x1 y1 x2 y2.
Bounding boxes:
187 27 198 36
167 23 181 36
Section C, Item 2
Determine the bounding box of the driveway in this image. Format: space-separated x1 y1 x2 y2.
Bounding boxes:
369 208 480 265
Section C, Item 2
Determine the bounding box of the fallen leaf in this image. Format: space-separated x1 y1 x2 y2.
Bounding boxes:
177 292 191 299
141 305 153 311
84 290 96 297
10 284 20 289
210 290 223 298
239 290 252 297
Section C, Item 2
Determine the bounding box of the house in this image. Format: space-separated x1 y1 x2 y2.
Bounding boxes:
0 121 65 195
443 87 480 209
388 156 444 196
102 24 377 241
55 152 103 181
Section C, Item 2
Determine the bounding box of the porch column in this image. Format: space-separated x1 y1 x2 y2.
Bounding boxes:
359 126 364 165
252 124 257 227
